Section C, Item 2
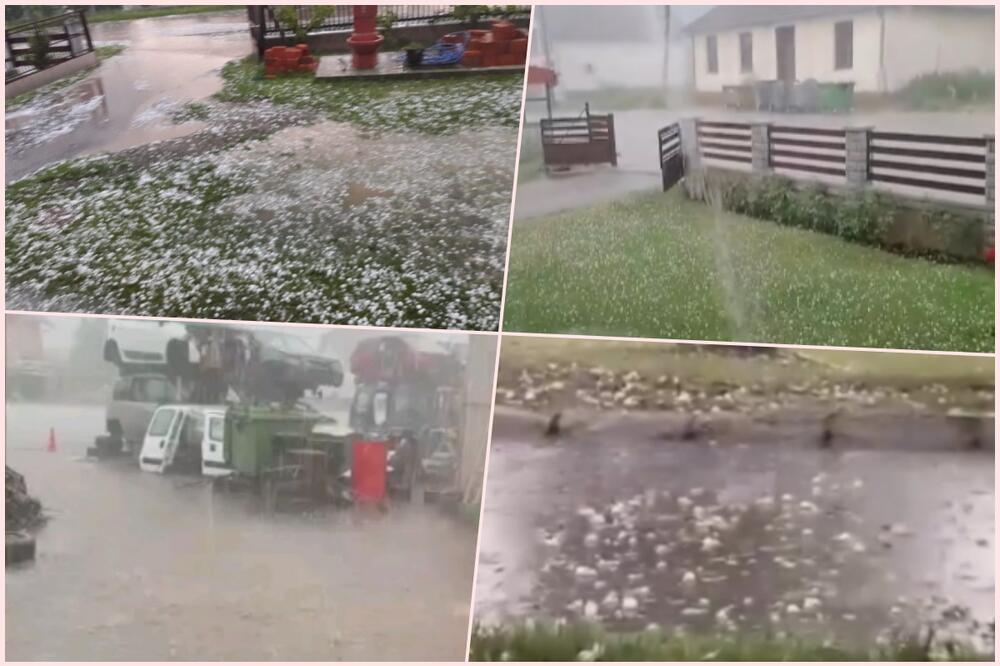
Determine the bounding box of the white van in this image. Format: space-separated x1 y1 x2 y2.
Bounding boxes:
139 405 229 477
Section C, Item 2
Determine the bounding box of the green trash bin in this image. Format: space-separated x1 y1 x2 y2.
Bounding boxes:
225 406 324 478
819 82 854 112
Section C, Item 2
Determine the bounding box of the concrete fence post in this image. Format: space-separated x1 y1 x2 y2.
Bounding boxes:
845 126 872 188
678 117 703 198
750 121 771 173
985 134 995 246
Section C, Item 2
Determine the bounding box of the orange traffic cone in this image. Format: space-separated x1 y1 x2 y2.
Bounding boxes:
46 428 57 453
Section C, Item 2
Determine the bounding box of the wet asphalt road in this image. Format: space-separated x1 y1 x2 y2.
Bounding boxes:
5 11 251 182
474 411 995 650
6 402 477 661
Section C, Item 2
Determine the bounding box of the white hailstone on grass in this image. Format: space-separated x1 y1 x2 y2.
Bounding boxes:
622 596 639 612
575 566 597 579
656 561 667 571
681 570 697 586
584 600 600 618
577 643 604 661
786 604 801 615
601 590 620 608
743 597 753 607
803 597 822 611
655 544 669 556
583 532 599 548
701 536 721 553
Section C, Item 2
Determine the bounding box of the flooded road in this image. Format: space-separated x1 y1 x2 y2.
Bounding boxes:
5 10 251 181
475 411 994 650
6 402 476 661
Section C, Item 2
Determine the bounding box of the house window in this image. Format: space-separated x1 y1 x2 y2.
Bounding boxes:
706 35 718 74
739 32 753 73
834 20 853 70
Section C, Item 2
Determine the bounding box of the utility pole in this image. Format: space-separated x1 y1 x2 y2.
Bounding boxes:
662 5 671 108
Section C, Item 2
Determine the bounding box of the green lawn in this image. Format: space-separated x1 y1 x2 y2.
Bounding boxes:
502 189 994 353
216 57 523 134
470 623 990 661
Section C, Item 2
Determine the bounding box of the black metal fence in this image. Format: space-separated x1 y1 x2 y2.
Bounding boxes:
248 5 530 57
5 10 93 83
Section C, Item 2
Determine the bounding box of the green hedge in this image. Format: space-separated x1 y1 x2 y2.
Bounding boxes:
701 175 987 262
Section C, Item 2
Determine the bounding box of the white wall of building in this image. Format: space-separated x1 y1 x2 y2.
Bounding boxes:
692 11 882 92
692 7 993 94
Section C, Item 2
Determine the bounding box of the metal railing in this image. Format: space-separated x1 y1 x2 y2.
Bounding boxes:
5 10 93 83
248 5 531 56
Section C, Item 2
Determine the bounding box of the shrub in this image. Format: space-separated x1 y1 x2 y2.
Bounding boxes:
697 174 986 261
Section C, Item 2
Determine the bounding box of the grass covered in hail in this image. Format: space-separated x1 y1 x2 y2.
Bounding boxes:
6 57 521 328
503 189 994 352
469 622 992 661
216 57 524 134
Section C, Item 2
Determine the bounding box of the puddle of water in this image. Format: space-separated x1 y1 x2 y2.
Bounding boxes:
5 10 251 182
5 401 476 661
476 423 995 651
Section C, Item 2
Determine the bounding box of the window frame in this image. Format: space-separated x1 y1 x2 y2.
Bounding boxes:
834 20 853 70
739 31 753 74
706 34 719 74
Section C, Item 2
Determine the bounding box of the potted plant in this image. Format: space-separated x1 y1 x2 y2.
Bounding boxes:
375 10 400 51
403 42 425 67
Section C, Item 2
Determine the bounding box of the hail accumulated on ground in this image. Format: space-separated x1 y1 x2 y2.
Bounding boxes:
496 361 994 417
534 485 992 650
6 74 519 328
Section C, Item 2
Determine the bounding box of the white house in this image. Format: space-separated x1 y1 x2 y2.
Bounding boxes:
687 5 995 94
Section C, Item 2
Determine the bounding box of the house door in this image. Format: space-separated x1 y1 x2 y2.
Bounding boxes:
775 26 795 82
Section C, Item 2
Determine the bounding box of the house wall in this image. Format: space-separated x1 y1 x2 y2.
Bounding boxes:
882 6 995 91
692 11 882 92
691 7 993 94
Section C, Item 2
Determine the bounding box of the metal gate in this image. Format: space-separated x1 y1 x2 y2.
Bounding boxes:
540 105 617 170
658 122 684 191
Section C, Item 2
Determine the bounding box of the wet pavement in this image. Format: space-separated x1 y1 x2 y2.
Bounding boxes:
5 402 476 661
5 10 251 182
474 411 995 652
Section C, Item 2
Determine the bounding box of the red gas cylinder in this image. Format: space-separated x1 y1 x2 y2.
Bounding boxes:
352 440 387 504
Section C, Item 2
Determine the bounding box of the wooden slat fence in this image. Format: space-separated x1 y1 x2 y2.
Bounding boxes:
697 120 752 166
769 125 846 179
540 113 617 168
868 131 988 198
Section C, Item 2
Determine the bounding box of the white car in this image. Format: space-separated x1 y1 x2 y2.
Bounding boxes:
139 405 229 477
104 318 196 367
